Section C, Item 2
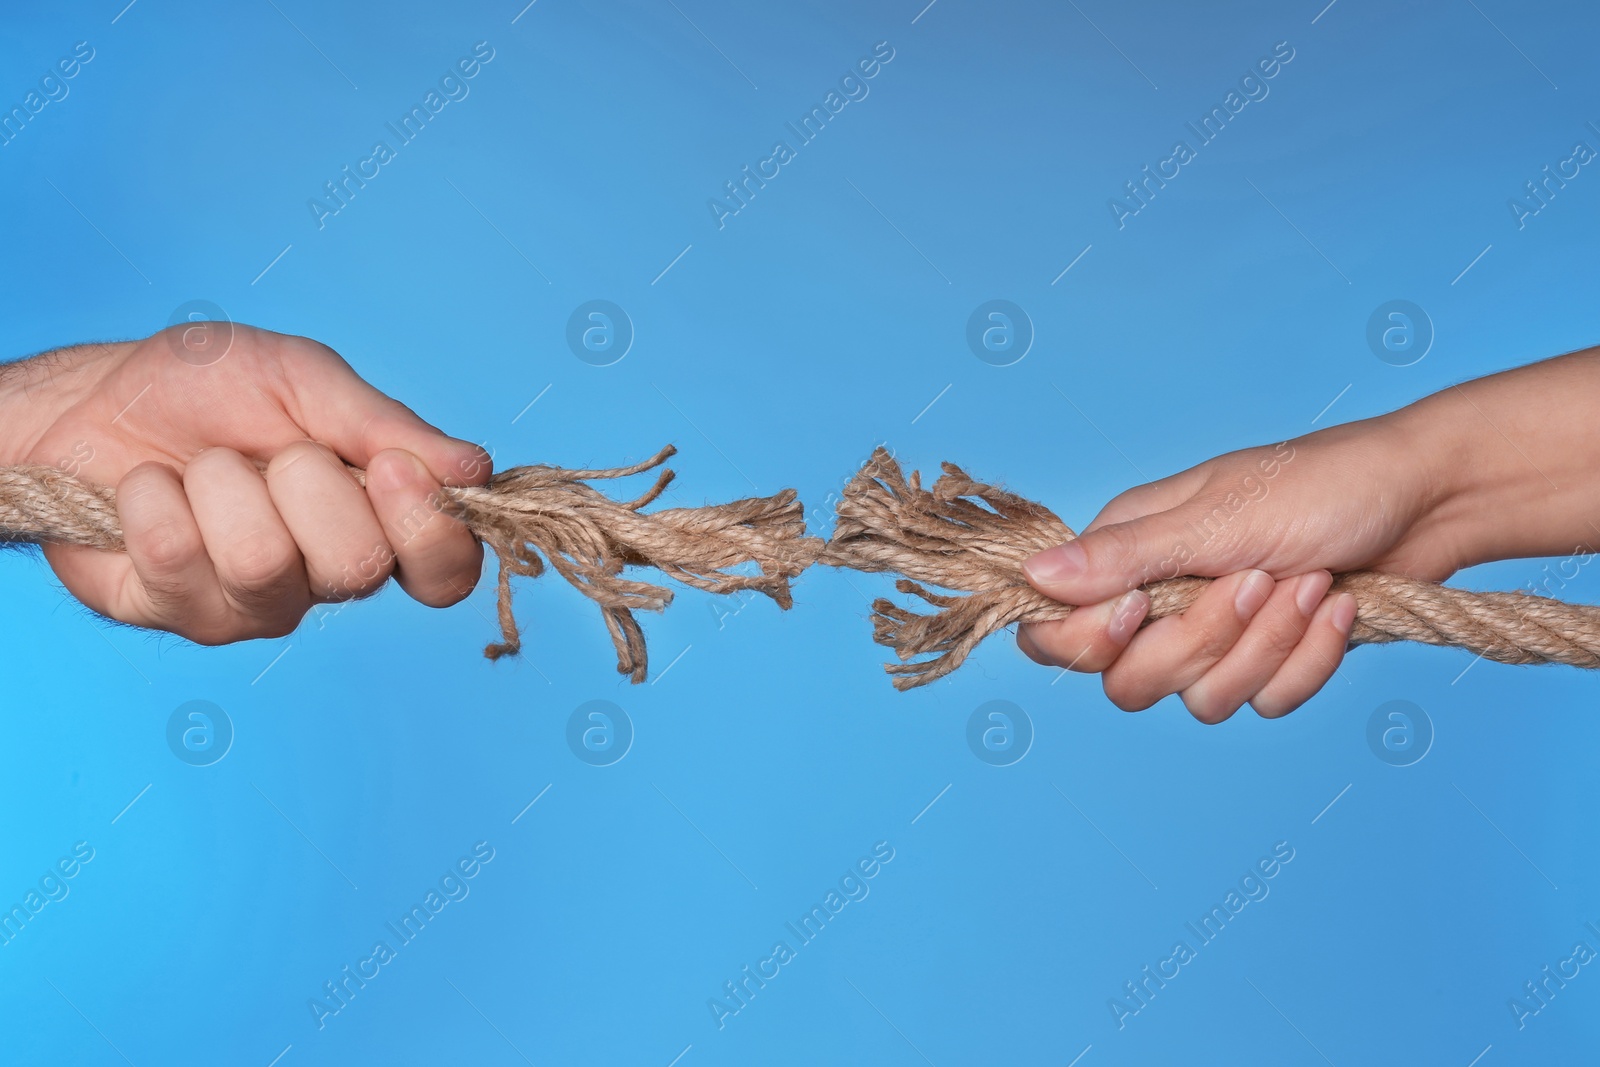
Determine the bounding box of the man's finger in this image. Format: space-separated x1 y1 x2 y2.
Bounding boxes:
115 461 233 641
184 447 310 634
274 334 491 488
364 448 484 608
266 441 394 602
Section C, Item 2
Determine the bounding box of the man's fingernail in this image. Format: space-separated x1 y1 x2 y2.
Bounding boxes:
1024 542 1087 586
1331 592 1357 632
1234 570 1274 621
1108 590 1149 642
1296 571 1329 616
448 441 493 483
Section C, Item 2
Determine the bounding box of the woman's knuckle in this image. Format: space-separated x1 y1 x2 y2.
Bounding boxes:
1183 685 1237 725
1102 669 1154 712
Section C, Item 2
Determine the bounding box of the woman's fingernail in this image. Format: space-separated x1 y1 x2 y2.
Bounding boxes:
1234 570 1273 620
1108 590 1149 642
1331 592 1357 632
1295 571 1329 616
402 448 433 481
1024 542 1087 586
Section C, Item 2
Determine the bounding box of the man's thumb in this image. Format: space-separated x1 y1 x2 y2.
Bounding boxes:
1022 511 1197 605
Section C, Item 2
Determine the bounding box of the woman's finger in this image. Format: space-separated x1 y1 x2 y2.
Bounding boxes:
1249 592 1357 718
1099 569 1274 713
1179 571 1332 724
1017 589 1150 674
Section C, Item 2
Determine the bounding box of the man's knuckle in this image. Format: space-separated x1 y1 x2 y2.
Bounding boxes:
173 612 238 646
247 613 301 641
412 579 471 609
225 533 297 589
268 439 336 478
137 521 202 574
318 545 395 601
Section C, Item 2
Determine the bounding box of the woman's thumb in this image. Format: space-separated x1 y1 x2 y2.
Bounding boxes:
1023 509 1202 606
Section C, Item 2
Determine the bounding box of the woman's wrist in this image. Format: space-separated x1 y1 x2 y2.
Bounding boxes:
1380 389 1505 569
1391 351 1600 567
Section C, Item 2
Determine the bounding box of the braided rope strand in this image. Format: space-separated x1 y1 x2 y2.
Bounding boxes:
820 448 1600 690
0 447 824 684
6 445 1600 689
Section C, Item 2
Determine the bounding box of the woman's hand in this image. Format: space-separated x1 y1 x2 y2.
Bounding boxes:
0 323 491 644
1016 410 1479 723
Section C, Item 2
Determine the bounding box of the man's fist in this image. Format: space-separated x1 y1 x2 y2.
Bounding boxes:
0 324 492 644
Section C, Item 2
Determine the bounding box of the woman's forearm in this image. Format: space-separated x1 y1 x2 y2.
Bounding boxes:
1394 345 1600 568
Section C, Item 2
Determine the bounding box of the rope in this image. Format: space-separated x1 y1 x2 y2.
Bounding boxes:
0 446 822 683
6 444 1600 689
820 447 1600 689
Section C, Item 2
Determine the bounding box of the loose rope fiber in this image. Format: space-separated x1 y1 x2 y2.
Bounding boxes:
8 444 1600 689
0 446 822 683
821 447 1600 690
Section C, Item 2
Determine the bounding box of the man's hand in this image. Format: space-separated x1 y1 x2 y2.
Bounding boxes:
0 323 491 644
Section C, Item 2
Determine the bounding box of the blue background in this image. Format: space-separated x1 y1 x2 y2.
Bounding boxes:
2 0 1599 1063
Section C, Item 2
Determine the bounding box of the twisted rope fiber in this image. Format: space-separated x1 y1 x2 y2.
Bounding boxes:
10 444 1600 689
0 446 823 683
820 448 1600 690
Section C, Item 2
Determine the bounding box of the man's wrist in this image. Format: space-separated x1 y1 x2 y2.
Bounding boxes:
0 356 47 466
0 342 116 467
